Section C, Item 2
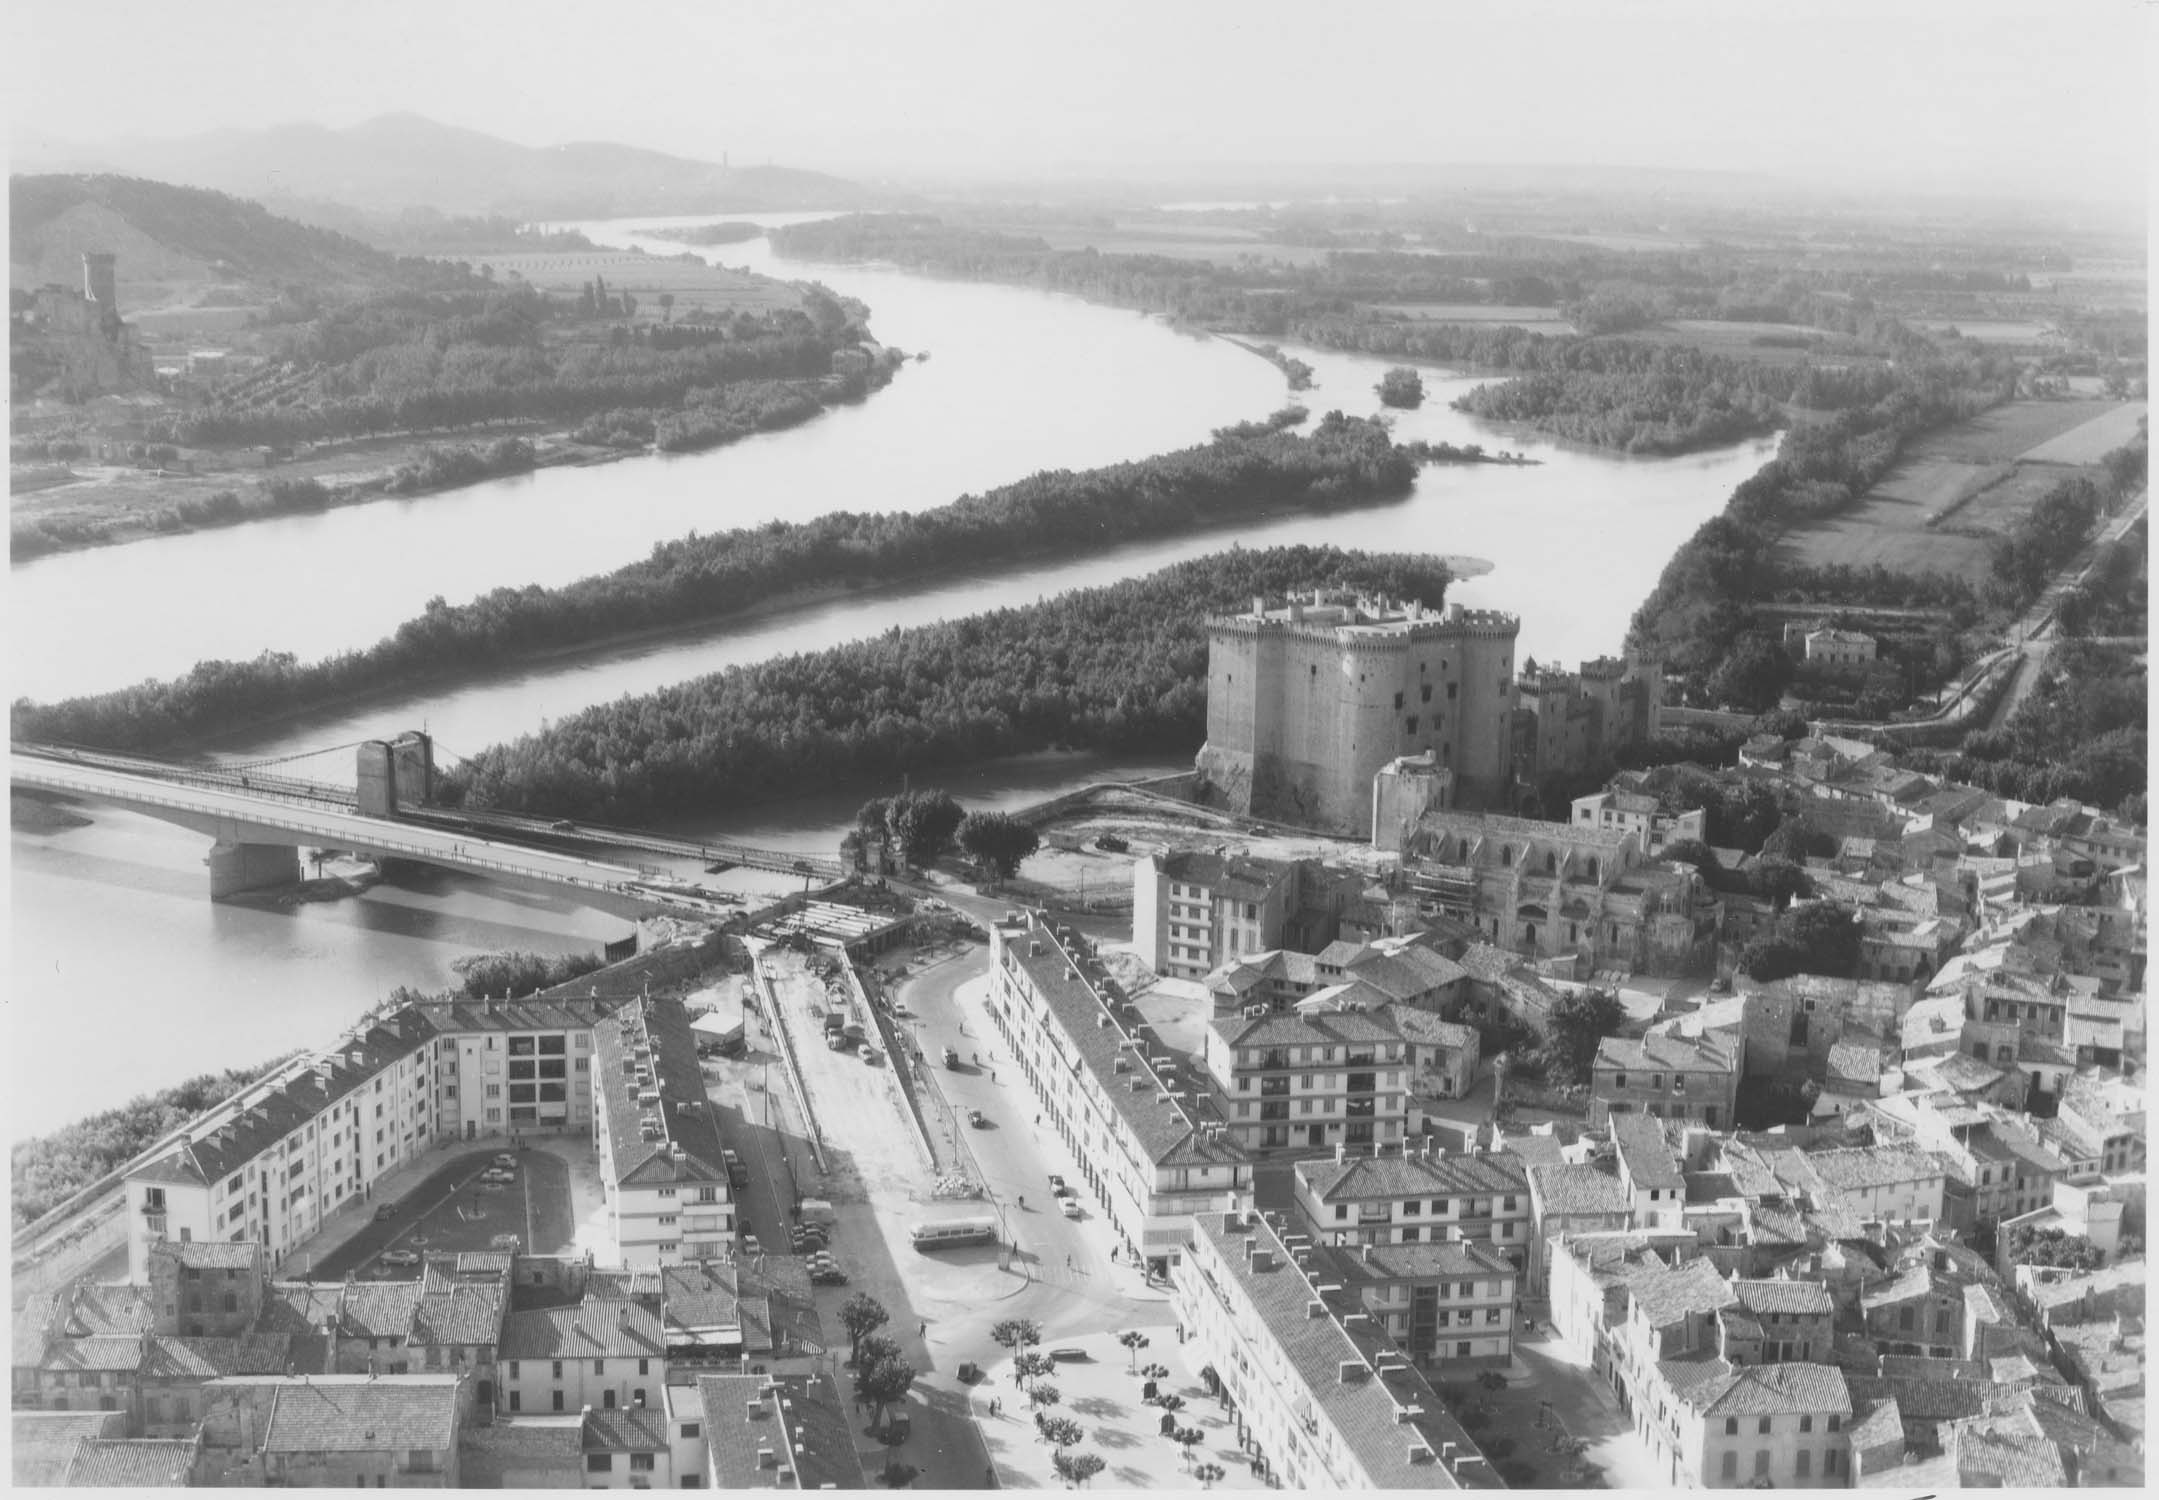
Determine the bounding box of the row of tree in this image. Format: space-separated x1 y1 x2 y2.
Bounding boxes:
12 423 1429 753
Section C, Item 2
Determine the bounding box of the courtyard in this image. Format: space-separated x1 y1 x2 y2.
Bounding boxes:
306 1143 582 1280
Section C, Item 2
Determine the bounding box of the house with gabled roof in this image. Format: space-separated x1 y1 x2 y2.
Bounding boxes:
196 1373 463 1487
591 998 735 1268
1293 1138 1532 1271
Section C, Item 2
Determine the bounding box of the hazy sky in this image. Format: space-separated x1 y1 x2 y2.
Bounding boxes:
7 0 2150 203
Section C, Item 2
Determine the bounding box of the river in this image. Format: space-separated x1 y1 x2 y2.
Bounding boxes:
8 210 1774 1136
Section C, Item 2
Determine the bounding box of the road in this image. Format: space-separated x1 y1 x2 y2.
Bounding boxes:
1981 487 2147 733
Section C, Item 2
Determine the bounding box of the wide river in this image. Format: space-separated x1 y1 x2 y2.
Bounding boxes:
8 212 1776 1136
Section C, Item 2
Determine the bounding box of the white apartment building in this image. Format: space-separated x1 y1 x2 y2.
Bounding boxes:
591 999 734 1269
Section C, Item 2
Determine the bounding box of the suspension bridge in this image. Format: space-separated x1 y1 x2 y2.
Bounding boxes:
10 732 842 909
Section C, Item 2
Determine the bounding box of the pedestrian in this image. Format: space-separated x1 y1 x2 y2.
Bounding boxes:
919 1321 926 1337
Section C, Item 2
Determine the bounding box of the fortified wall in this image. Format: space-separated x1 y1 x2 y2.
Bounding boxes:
1195 591 1519 837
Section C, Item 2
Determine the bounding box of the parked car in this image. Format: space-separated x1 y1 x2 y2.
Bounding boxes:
493 1153 517 1168
943 1046 961 1069
1047 1174 1067 1195
373 1204 397 1220
380 1250 420 1268
858 1045 877 1063
968 1109 988 1128
743 1234 762 1256
1060 1198 1083 1219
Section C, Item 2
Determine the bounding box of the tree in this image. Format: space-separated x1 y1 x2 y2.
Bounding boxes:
1055 1451 1106 1488
1030 1382 1062 1412
856 1333 901 1373
1540 987 1626 1086
1376 366 1425 408
1752 855 1812 910
958 811 1041 879
2007 1223 2106 1271
1118 1330 1151 1372
1014 1351 1053 1389
990 1318 1041 1351
1156 1393 1187 1420
1709 634 1793 711
886 789 965 867
658 292 675 322
840 1293 890 1365
1194 1462 1226 1489
1786 902 1861 977
855 1354 917 1430
1040 1416 1084 1451
1175 1426 1207 1467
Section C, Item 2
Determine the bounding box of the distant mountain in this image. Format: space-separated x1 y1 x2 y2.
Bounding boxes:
17 114 879 220
8 174 478 294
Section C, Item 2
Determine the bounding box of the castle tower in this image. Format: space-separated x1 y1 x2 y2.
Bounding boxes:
81 252 117 313
1195 591 1518 836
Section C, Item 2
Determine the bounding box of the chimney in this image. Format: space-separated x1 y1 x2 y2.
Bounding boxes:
1335 1143 1347 1163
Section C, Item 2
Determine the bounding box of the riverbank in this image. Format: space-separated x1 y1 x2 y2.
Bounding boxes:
10 366 900 563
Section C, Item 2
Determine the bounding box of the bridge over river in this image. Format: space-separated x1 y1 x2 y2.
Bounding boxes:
10 735 842 913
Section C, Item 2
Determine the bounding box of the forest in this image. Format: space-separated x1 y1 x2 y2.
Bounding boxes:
12 1054 298 1229
439 546 1455 823
12 416 1428 752
151 285 852 448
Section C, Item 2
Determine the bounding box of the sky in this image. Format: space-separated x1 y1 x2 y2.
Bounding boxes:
6 0 2151 205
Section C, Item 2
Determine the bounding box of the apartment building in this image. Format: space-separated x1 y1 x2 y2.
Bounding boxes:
988 912 1252 1270
1204 1010 1410 1152
1799 1147 1947 1227
1174 1210 1501 1488
1133 847 1299 980
1306 1238 1519 1368
1292 1140 1534 1271
123 998 615 1278
1859 1095 2069 1231
590 998 734 1268
1647 1359 1854 1488
1588 1030 1740 1130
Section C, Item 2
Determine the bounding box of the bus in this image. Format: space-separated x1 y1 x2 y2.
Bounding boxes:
908 1216 999 1250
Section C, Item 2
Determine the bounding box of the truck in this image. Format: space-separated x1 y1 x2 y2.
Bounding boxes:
797 1198 836 1227
722 1149 747 1188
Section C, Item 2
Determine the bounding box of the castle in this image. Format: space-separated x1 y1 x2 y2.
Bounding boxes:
14 251 155 397
1195 591 1521 837
1196 590 1666 838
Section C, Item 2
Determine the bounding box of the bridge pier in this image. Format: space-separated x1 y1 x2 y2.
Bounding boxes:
205 840 302 902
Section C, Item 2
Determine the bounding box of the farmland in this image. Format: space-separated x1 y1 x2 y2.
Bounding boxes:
1775 399 2139 584
1616 318 1874 367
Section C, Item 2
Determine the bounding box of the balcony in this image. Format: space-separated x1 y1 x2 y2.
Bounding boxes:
1258 1077 1290 1097
1345 1073 1376 1095
1258 1103 1290 1122
1345 1098 1376 1119
1258 1050 1290 1071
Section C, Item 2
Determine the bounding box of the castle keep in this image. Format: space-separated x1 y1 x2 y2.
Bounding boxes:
1195 591 1520 837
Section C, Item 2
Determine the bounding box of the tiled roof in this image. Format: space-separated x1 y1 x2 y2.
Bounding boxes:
698 1372 864 1490
458 1415 583 1485
1319 1238 1515 1286
217 1374 462 1453
1611 1113 1682 1190
141 1334 292 1380
501 1300 665 1362
1594 1030 1734 1074
1391 1009 1476 1051
12 1412 127 1487
412 1281 507 1348
156 1240 265 1270
59 1438 200 1486
1862 1266 1939 1310
1825 1040 1884 1086
1661 1357 1852 1416
583 1406 670 1451
594 998 731 1188
1847 1373 1988 1424
1956 1425 2070 1486
45 1335 150 1373
1527 1162 1631 1218
1847 1393 1903 1451
1730 1278 1832 1316
1804 1146 1943 1191
1212 1009 1401 1050
1629 1258 1735 1327
1297 1148 1527 1204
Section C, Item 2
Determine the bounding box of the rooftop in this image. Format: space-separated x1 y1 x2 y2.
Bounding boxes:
207 1374 463 1454
500 1299 666 1363
594 998 730 1188
1296 1146 1528 1205
1660 1356 1853 1417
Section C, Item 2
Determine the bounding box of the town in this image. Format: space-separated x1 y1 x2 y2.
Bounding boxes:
12 586 2145 1490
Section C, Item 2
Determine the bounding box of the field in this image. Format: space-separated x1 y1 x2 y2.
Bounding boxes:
471 250 804 315
1615 319 1876 367
1775 399 2139 582
1910 319 2062 345
2017 402 2149 465
1372 303 1574 330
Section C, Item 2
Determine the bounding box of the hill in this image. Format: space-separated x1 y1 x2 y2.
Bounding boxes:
8 174 479 297
20 113 878 221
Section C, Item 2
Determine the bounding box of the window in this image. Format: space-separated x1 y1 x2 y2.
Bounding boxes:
1431 1199 1447 1216
1400 1226 1421 1242
509 1392 521 1412
595 1359 607 1375
1825 1451 1841 1476
605 1390 618 1409
1724 1418 1738 1436
552 1391 565 1412
1721 1453 1737 1479
589 1455 614 1473
1758 1417 1772 1436
1614 1072 1627 1090
1827 1415 1840 1433
681 1424 702 1440
1799 1415 1812 1433
1335 1206 1348 1221
552 1361 564 1379
632 1454 656 1472
1753 1451 1770 1478
1394 692 1405 710
1795 1450 1811 1480
638 1359 651 1376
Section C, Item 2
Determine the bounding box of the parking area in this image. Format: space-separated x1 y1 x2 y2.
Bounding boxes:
308 1145 577 1280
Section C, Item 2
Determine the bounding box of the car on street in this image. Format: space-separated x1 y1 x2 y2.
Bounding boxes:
379 1250 420 1268
493 1153 517 1168
1047 1174 1067 1195
858 1044 877 1063
743 1234 762 1256
1060 1198 1083 1219
373 1203 397 1220
480 1168 515 1184
968 1109 987 1128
